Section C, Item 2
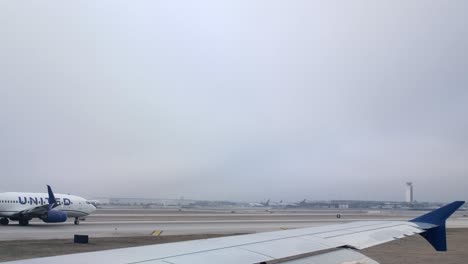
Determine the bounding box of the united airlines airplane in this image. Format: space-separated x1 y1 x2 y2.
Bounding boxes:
0 185 96 226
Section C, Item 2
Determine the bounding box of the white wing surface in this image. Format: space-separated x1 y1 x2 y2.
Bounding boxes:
3 201 464 264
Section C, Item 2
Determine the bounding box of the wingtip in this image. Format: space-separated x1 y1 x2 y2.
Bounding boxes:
410 201 465 252
411 201 465 226
448 201 465 209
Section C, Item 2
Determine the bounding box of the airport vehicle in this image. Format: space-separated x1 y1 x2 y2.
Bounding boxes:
0 185 96 226
4 201 464 264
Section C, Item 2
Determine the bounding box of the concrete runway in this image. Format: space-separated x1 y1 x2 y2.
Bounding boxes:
0 208 467 241
0 220 339 241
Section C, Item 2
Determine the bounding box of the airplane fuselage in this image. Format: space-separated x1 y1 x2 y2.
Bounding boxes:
0 192 95 222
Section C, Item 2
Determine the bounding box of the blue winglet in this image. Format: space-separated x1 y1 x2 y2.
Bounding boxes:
47 185 58 209
410 201 465 251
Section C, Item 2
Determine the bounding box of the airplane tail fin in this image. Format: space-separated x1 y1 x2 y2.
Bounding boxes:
47 185 58 209
410 201 465 251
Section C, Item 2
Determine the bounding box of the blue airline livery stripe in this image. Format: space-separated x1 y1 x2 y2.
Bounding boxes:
60 209 90 215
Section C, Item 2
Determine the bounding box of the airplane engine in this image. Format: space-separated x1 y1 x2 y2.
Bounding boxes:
42 210 68 223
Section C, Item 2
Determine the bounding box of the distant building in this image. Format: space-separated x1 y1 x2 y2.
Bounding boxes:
405 182 414 203
338 204 349 209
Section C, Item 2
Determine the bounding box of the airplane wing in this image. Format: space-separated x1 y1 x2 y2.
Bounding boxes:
11 204 50 219
3 201 464 264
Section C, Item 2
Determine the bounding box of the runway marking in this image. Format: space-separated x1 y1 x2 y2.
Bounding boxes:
151 230 163 236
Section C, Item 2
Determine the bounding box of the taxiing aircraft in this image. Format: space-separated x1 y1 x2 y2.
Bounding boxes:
269 200 301 208
0 185 96 226
248 199 270 207
3 201 464 263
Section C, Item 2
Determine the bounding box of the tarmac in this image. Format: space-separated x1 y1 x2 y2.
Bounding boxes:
0 208 467 263
0 208 466 241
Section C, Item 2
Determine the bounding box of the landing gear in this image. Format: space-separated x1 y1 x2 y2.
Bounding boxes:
74 218 80 225
18 219 29 226
0 218 9 226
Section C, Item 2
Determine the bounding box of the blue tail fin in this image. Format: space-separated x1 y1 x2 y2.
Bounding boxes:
410 201 465 251
47 185 58 209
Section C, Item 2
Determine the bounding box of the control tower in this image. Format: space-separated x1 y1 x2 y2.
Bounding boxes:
405 182 414 203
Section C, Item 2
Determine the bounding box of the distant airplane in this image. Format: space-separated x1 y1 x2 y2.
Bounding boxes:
279 199 309 208
291 198 308 207
248 199 270 207
0 185 96 226
249 199 306 208
270 200 299 207
5 201 464 263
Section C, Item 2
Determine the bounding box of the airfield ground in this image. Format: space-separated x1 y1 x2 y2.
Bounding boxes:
1 229 467 263
0 208 467 263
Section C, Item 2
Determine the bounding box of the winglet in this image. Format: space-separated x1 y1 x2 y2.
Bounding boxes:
410 201 465 251
47 185 58 209
411 201 465 226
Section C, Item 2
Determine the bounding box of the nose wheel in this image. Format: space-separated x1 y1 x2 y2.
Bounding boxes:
74 218 80 225
0 218 9 226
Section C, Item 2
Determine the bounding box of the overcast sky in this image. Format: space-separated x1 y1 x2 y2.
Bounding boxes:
0 1 467 202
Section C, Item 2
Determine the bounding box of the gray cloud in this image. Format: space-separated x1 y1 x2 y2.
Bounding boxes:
0 1 467 202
